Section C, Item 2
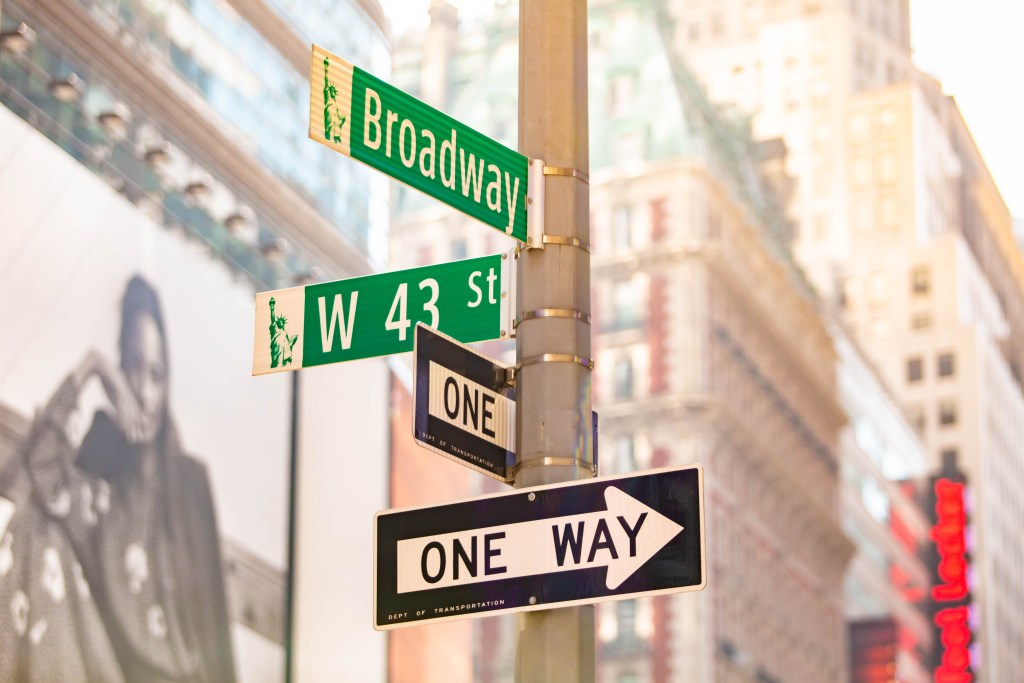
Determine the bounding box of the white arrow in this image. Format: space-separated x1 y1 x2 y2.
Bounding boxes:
395 486 683 594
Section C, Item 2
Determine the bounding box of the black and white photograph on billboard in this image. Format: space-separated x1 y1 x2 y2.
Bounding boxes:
0 106 291 682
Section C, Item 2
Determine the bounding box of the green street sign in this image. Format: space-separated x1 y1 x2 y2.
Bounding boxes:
310 44 528 243
253 254 512 375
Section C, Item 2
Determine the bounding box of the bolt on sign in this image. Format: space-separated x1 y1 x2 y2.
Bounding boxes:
310 44 528 243
374 465 706 629
252 254 512 374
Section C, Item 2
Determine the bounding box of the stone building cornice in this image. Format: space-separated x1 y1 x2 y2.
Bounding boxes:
26 0 375 281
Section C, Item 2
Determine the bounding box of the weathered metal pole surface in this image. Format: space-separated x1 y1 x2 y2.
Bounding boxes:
515 1 594 681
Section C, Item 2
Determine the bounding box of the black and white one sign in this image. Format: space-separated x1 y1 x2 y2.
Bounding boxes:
373 465 706 629
413 324 515 481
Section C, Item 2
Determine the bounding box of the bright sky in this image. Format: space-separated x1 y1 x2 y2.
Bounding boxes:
909 0 1024 218
382 0 1024 218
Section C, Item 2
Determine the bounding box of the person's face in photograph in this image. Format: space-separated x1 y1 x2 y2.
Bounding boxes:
122 312 168 444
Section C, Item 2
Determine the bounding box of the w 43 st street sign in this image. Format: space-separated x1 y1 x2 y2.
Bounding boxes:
374 465 705 629
310 44 528 243
252 254 512 374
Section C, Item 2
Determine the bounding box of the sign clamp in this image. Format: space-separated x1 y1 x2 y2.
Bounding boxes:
509 456 597 478
502 353 595 388
542 234 591 252
514 308 592 329
500 249 517 339
526 159 545 249
542 165 590 184
526 160 591 251
518 353 595 371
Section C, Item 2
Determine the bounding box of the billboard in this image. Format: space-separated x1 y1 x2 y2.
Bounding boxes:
0 106 295 681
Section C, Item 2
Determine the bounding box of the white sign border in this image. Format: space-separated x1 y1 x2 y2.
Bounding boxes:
372 463 707 630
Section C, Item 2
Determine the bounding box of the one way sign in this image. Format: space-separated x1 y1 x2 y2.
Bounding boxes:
373 465 705 629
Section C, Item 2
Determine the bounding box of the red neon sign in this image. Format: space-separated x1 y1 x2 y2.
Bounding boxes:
931 478 972 682
931 479 968 602
934 606 971 682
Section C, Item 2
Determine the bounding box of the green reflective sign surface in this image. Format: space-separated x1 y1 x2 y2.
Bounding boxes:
310 44 528 243
253 255 508 374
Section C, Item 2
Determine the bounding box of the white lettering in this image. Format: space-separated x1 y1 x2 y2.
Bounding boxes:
318 292 359 352
419 130 436 178
385 111 399 157
467 271 483 308
363 89 382 150
399 119 416 168
485 164 501 211
503 172 520 234
460 149 485 201
486 268 498 304
440 131 457 190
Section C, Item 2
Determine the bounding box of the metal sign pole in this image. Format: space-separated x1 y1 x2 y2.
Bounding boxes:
515 1 594 681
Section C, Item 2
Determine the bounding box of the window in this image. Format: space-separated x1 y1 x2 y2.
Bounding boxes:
609 73 636 118
911 266 930 295
614 357 634 400
861 477 890 523
417 245 433 265
878 106 897 137
616 600 639 644
938 399 958 426
911 312 932 331
615 435 637 473
614 129 646 166
876 151 897 184
940 447 959 470
850 114 870 143
906 357 923 382
905 404 925 434
612 205 632 248
878 193 899 231
938 352 955 378
608 279 643 332
852 156 871 189
868 317 891 339
711 11 724 37
867 272 888 306
853 198 872 233
450 238 467 260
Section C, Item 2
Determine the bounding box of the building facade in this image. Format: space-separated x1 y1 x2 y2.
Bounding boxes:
672 0 1024 679
836 329 934 682
390 2 856 681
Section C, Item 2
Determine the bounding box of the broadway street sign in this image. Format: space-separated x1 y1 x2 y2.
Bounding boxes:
310 44 528 243
252 254 512 374
414 324 515 482
374 465 705 629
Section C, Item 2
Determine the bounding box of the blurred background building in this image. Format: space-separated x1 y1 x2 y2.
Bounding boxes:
388 1 899 681
837 328 933 683
1 0 1020 680
388 0 1023 682
669 0 1024 679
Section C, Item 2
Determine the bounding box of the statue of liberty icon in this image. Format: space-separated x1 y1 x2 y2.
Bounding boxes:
269 297 299 368
323 57 346 144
